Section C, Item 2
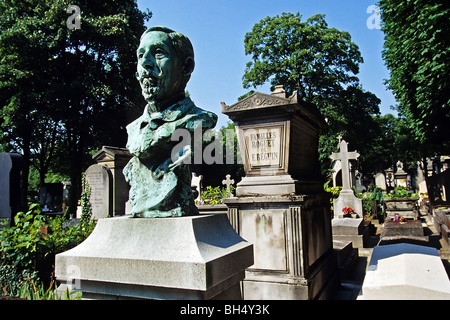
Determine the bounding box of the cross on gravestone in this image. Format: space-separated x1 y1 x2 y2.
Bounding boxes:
222 174 235 194
329 140 363 218
330 140 360 192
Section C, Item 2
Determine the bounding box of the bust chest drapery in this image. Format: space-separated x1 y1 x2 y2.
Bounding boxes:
123 97 217 217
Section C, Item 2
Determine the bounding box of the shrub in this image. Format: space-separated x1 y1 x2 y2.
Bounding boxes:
196 185 236 205
0 203 95 297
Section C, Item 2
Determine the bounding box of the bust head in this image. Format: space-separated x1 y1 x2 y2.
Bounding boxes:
136 26 195 109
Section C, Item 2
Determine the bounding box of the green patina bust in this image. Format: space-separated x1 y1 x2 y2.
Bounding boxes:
123 26 217 217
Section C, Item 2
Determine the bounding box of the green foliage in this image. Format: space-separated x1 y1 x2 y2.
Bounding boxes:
192 122 245 187
0 0 152 215
80 174 92 222
384 186 419 199
380 0 450 152
324 180 342 211
197 185 236 205
354 187 384 218
0 203 95 297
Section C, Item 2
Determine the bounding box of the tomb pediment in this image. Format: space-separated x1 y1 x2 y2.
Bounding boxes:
92 146 131 163
221 91 295 113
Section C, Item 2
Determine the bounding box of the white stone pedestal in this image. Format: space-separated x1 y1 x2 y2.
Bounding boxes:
55 214 253 300
225 194 339 300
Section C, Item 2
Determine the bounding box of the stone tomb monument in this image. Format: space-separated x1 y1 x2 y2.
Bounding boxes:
222 85 339 300
0 153 25 227
92 146 132 216
56 26 253 299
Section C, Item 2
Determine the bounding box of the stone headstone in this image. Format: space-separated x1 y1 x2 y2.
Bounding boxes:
330 140 363 218
374 172 387 191
359 243 450 299
39 183 63 213
222 86 339 300
85 164 113 219
0 153 24 227
92 146 132 216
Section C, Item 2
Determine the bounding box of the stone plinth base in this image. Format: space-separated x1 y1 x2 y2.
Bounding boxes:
224 194 339 300
55 214 253 300
332 218 369 248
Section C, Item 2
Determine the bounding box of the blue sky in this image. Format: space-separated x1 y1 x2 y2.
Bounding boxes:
136 0 397 128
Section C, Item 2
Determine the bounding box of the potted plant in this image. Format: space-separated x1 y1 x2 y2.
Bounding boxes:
384 186 419 220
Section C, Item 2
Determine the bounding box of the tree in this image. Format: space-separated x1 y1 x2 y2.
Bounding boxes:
0 0 151 214
243 13 362 101
242 12 382 177
379 0 450 155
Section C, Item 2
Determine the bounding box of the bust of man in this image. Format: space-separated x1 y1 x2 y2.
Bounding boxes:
123 26 217 218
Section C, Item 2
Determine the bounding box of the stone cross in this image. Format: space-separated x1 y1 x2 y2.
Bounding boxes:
222 174 235 194
330 140 360 192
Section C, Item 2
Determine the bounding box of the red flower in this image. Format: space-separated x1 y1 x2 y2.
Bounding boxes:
342 207 355 214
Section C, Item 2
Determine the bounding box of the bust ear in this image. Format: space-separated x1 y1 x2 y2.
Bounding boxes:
183 56 195 76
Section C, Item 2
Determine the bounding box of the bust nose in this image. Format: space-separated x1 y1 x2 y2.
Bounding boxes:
141 52 157 72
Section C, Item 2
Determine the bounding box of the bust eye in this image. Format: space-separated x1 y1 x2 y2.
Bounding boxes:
155 48 166 58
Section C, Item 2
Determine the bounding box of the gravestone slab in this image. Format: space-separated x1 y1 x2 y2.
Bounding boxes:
374 172 387 191
359 243 450 299
380 220 428 245
85 164 113 219
0 153 24 227
92 146 132 216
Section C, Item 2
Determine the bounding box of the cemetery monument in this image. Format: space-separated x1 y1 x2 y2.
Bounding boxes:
56 26 253 299
222 85 339 299
330 140 363 218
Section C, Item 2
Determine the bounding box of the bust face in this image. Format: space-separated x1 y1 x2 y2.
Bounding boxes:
136 31 185 107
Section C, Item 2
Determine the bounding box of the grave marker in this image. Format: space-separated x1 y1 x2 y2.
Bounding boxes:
85 164 113 219
222 174 234 195
92 146 132 216
330 140 363 218
0 153 25 227
222 85 339 300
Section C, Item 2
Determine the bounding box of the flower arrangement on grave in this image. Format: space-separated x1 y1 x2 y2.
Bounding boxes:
392 214 406 222
342 206 355 217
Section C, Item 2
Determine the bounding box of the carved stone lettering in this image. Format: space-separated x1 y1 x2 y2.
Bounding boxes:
243 126 282 168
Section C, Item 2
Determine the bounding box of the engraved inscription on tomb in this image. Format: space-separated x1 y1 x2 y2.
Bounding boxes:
243 126 282 168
